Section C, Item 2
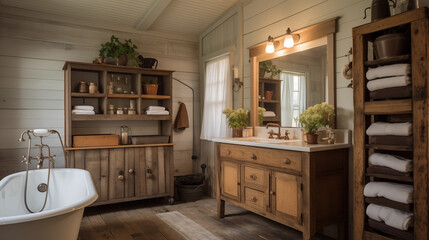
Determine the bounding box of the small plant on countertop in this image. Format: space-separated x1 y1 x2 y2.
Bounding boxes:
223 108 249 129
258 107 266 125
299 102 334 134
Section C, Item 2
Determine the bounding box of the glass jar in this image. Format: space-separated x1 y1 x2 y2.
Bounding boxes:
120 126 130 145
79 81 88 93
116 107 123 115
89 82 97 94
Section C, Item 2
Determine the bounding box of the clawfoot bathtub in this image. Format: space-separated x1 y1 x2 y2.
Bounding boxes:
0 168 98 240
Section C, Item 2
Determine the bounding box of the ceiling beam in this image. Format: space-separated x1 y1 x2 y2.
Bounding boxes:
135 0 172 31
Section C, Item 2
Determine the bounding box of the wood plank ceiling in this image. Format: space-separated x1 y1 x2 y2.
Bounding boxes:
0 0 240 41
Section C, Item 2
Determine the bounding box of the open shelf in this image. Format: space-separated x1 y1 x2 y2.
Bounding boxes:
71 114 170 121
141 94 171 100
364 99 412 115
65 142 175 151
365 172 413 183
107 94 139 99
365 144 413 151
259 99 280 103
71 92 105 98
365 54 411 67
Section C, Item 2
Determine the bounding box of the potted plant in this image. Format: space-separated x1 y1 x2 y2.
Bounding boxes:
99 35 140 66
258 107 266 125
299 102 335 144
259 60 281 78
143 76 159 95
223 108 249 137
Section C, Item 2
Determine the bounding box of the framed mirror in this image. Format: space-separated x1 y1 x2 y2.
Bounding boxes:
249 18 338 128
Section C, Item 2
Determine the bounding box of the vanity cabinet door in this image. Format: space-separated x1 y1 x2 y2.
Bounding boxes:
220 161 241 202
272 171 302 224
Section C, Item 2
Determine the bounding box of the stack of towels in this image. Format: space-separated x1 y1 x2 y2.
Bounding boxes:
366 121 412 137
364 182 414 230
369 153 412 173
263 111 276 117
72 105 95 115
366 63 411 91
145 106 169 115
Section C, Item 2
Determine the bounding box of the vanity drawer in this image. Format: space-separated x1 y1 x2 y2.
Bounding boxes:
244 187 267 211
220 144 302 172
244 166 267 188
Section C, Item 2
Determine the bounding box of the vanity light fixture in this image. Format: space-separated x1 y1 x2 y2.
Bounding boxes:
265 36 275 53
284 28 300 48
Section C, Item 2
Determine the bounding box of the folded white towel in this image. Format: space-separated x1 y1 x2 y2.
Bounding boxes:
72 110 95 115
263 111 276 117
366 204 413 230
147 106 166 111
364 182 413 203
73 105 94 111
145 110 169 115
369 153 412 172
366 64 411 80
366 122 412 136
367 76 411 91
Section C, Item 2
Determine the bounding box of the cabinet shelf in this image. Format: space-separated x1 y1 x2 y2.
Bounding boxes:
71 114 170 121
364 99 412 115
365 172 413 183
141 94 171 100
365 54 411 67
65 142 175 151
71 92 105 98
364 144 412 151
259 99 280 103
107 94 139 99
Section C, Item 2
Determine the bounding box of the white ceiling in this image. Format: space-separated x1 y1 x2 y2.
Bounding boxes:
0 0 240 41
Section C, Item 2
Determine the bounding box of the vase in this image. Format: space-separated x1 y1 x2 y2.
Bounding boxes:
306 133 318 144
264 90 273 100
144 84 158 95
104 57 115 65
116 55 128 66
233 128 243 137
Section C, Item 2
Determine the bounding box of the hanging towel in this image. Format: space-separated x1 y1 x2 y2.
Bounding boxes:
366 122 412 136
174 102 189 131
369 153 412 172
73 105 94 111
72 110 95 115
366 64 411 80
147 106 166 111
364 182 413 204
263 111 276 117
366 204 413 230
367 76 411 91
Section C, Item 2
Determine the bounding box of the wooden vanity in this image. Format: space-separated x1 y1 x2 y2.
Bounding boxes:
214 139 349 240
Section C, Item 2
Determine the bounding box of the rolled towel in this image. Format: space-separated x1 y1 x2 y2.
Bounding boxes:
145 110 169 115
73 105 94 111
147 106 165 111
263 111 276 117
366 64 411 80
366 203 413 230
367 76 411 91
364 182 413 203
369 153 412 172
72 110 95 115
366 122 412 136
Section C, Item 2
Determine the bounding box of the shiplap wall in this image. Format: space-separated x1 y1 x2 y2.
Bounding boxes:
0 14 199 179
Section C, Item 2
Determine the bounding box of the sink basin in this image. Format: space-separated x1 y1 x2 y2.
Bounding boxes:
234 137 301 144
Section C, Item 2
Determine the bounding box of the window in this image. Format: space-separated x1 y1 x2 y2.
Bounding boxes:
200 55 232 140
280 71 306 127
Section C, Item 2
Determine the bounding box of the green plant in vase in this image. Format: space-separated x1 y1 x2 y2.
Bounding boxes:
99 35 141 66
260 60 281 78
299 102 334 144
223 108 249 137
258 107 266 125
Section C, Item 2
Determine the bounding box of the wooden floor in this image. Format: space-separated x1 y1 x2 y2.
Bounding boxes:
78 197 307 240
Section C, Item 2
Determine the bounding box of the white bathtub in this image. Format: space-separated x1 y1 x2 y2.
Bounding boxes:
0 168 98 240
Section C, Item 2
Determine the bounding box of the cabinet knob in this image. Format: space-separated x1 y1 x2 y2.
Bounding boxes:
128 168 135 174
270 191 275 195
251 154 257 160
118 174 125 181
250 174 257 180
226 150 231 155
251 197 258 203
147 169 153 179
284 158 292 165
237 182 241 186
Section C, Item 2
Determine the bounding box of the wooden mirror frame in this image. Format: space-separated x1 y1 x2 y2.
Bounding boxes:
249 17 338 128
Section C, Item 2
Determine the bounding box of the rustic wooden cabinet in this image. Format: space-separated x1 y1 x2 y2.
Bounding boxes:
63 62 175 205
216 143 348 240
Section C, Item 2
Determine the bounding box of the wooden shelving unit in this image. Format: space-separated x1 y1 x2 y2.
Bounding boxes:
353 8 429 240
258 77 281 124
63 61 175 205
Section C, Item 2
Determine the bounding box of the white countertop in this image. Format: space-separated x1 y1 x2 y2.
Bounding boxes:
212 137 350 152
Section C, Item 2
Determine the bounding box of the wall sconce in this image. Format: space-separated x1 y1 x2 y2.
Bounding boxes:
284 28 300 48
233 66 242 92
265 36 275 53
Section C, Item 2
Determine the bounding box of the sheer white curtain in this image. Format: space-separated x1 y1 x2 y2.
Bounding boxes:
200 55 232 140
280 71 306 127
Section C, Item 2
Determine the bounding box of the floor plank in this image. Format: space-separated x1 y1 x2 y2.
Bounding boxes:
79 197 305 240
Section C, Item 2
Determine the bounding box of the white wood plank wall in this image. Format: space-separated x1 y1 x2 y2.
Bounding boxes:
0 14 199 179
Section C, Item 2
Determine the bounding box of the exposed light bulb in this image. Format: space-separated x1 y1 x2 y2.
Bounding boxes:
265 41 275 53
